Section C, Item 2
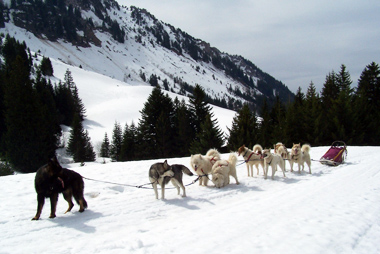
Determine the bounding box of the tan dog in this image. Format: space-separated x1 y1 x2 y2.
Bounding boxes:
190 149 221 186
238 144 264 177
290 144 312 174
262 148 286 180
211 153 239 188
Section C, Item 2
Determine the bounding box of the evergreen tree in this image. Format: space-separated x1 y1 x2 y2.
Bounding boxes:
227 103 258 151
269 96 286 145
173 97 196 157
304 82 322 145
100 132 110 157
67 114 95 162
189 84 212 134
84 130 96 162
190 113 224 154
354 62 380 145
3 55 57 172
284 87 305 144
319 71 340 144
64 69 86 121
120 122 137 161
257 99 272 148
39 56 54 76
137 87 175 159
332 64 354 143
189 84 224 153
110 121 123 161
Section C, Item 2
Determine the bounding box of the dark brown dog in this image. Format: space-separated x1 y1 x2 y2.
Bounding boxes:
32 156 87 220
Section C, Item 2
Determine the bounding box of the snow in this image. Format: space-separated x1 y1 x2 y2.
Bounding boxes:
1 147 380 254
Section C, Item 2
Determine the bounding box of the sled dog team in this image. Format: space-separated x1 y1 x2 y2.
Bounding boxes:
151 142 311 199
32 143 311 220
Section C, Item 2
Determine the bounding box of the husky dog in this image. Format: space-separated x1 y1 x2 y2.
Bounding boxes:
274 142 290 170
169 164 194 197
290 143 312 174
148 160 175 200
211 153 239 188
32 156 87 220
238 144 264 177
262 148 286 180
190 149 221 186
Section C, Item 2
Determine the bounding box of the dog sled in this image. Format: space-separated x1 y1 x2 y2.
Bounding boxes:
319 141 347 166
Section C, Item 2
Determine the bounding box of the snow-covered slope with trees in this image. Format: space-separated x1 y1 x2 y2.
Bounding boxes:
0 0 294 110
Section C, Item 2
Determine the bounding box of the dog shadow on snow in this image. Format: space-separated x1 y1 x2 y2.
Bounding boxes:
50 209 103 233
164 196 214 210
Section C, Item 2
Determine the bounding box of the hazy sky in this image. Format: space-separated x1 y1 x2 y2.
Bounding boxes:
118 0 380 93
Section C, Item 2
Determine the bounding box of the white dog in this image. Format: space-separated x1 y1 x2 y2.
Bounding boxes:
262 148 286 180
238 144 264 177
190 149 221 186
274 142 290 170
290 143 311 174
211 153 239 188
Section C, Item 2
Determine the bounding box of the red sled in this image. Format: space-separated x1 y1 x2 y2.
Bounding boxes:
320 141 347 166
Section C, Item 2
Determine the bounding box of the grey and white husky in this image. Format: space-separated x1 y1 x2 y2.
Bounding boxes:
148 160 193 199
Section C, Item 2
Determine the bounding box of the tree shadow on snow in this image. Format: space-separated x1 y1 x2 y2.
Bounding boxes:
51 209 103 233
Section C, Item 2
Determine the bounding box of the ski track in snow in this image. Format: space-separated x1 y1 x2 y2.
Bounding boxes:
1 146 380 254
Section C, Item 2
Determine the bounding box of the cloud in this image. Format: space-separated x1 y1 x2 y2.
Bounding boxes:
120 0 380 93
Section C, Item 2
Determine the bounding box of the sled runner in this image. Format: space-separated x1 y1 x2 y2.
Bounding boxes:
319 141 347 166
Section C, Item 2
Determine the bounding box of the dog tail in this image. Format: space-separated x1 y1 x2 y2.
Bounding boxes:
181 165 194 176
228 153 238 166
253 144 263 154
206 148 221 160
302 144 311 153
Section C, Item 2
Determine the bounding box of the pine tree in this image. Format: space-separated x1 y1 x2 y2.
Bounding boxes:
227 103 258 151
319 71 340 144
64 69 86 121
120 122 137 161
3 55 56 172
110 121 123 161
189 84 224 154
190 113 224 154
257 99 272 148
354 62 380 145
304 82 322 145
189 84 212 134
67 114 85 162
173 97 196 157
84 130 96 162
137 87 175 159
332 64 354 143
284 87 305 144
39 56 54 76
100 132 110 157
269 96 287 145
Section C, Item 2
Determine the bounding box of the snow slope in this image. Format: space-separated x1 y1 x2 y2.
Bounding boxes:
49 57 236 150
1 146 380 254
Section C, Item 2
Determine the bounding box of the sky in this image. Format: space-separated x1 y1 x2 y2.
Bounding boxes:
118 0 380 93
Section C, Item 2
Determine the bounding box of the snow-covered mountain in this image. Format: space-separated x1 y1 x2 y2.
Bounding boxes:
0 0 294 111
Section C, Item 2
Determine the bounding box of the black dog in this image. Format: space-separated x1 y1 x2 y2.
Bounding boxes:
32 156 87 220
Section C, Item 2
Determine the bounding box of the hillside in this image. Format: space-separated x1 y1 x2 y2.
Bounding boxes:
1 146 380 253
0 0 294 111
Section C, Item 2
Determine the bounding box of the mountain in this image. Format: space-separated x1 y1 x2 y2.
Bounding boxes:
0 0 294 111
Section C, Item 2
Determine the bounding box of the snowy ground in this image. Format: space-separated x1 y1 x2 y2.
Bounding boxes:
1 146 380 254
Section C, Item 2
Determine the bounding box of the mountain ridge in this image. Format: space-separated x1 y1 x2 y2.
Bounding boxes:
0 0 294 110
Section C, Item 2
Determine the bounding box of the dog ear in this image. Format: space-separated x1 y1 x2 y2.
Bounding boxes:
163 160 169 168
